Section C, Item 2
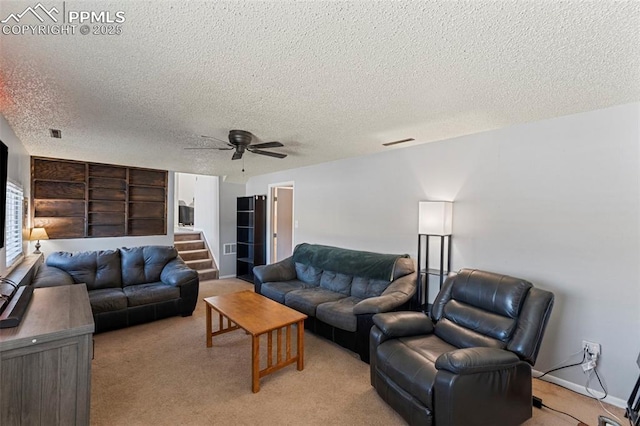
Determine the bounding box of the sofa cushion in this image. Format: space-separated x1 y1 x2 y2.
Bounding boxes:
284 288 346 316
295 262 322 285
316 296 362 332
320 270 352 295
47 250 122 291
261 280 310 304
120 246 177 286
350 276 390 299
123 282 180 307
89 288 127 314
376 334 458 410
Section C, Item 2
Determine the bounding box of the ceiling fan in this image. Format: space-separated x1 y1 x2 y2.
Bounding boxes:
186 130 287 160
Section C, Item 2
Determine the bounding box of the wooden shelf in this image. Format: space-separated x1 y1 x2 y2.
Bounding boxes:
33 158 86 181
32 157 167 239
128 184 165 189
33 178 86 184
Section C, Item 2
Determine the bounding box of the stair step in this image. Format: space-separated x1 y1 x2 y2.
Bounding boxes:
174 240 205 251
185 258 213 270
174 232 201 242
198 268 219 281
178 249 210 261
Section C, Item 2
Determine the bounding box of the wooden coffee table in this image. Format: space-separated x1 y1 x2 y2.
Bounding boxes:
204 290 307 393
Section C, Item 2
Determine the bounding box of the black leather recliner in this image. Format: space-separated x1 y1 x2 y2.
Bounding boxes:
370 268 554 426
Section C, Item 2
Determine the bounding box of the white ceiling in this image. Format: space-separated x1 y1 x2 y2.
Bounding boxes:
1 1 639 182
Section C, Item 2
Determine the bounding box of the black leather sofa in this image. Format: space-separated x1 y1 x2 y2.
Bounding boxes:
253 243 416 362
32 246 199 333
370 268 554 426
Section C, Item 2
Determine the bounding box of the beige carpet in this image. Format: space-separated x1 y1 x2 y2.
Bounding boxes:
91 279 626 426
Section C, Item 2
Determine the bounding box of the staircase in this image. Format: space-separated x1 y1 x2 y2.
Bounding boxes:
174 231 219 281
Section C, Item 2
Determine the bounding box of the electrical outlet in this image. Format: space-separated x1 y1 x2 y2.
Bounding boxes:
582 340 601 359
582 360 597 371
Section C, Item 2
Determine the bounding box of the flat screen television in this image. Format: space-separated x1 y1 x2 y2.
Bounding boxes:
0 140 8 249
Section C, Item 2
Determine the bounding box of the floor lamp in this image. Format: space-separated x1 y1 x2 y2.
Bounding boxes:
417 201 453 312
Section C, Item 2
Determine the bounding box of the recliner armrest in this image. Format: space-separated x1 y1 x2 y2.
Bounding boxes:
372 311 434 338
435 347 520 374
161 258 198 287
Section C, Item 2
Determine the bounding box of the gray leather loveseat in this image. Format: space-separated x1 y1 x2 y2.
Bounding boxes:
253 243 416 362
32 246 199 333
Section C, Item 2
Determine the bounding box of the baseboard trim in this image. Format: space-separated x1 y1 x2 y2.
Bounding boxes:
219 274 237 279
532 369 626 408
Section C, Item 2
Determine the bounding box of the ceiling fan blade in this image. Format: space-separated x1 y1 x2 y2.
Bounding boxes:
184 146 234 150
250 141 284 149
232 151 243 160
248 148 287 159
200 134 229 144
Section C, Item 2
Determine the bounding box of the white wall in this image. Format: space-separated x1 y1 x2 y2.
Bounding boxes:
0 115 31 274
176 173 196 206
247 102 640 402
194 174 220 267
218 180 245 277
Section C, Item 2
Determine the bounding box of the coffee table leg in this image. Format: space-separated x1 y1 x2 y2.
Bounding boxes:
252 335 260 393
297 320 304 371
206 304 212 348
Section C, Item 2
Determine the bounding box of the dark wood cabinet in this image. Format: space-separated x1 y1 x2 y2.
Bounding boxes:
31 157 167 239
236 195 266 283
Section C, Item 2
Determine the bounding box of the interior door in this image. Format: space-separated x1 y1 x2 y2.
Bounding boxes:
271 186 294 263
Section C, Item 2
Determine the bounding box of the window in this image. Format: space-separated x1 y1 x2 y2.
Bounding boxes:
5 181 23 267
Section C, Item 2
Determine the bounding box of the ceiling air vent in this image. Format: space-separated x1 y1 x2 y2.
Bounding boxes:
383 138 414 147
49 129 62 138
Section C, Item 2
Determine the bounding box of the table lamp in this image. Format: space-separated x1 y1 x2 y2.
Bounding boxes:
29 227 49 254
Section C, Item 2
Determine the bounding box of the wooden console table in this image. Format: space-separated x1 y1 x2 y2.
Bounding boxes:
0 284 94 425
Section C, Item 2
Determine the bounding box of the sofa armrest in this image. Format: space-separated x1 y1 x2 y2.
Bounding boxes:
435 347 521 374
161 258 198 287
31 264 74 288
253 256 296 293
161 258 199 316
353 272 417 314
372 311 434 338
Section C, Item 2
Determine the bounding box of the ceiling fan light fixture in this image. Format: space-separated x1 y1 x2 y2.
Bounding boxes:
188 129 288 160
382 138 414 147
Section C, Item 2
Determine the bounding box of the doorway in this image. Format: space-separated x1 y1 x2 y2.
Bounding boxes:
269 184 294 263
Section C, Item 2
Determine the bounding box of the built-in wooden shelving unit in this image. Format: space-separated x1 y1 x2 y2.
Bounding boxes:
31 157 167 239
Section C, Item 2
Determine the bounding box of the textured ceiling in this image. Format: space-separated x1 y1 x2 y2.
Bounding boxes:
1 1 639 182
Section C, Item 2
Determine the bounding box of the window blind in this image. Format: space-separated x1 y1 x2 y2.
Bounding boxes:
5 181 23 267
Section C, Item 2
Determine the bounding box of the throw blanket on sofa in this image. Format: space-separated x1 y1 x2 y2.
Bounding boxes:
292 243 409 282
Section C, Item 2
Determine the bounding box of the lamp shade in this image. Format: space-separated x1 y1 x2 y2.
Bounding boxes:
418 201 453 235
29 227 49 241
